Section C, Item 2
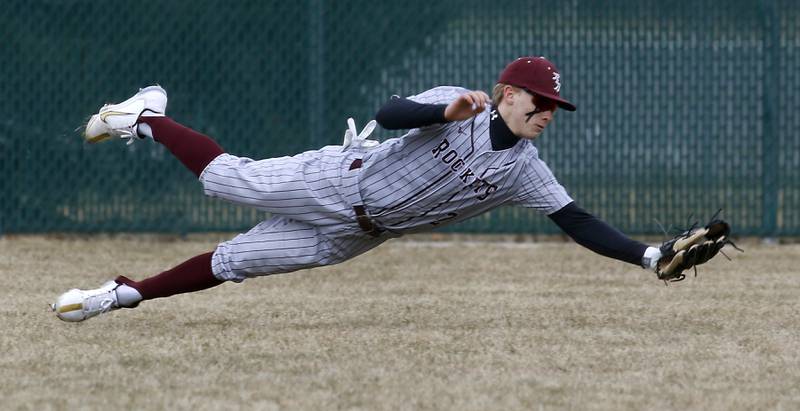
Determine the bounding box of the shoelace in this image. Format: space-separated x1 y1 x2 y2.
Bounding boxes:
97 103 141 145
118 128 140 145
83 289 118 315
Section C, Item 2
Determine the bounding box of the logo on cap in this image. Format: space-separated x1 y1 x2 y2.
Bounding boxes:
552 72 561 93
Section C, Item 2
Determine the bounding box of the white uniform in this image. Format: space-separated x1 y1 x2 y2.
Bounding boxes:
203 86 572 282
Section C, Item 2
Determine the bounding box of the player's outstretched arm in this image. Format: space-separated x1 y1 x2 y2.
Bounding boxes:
550 203 740 282
548 202 650 267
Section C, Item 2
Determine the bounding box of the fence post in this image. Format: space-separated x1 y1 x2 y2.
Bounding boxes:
309 0 325 146
760 0 779 237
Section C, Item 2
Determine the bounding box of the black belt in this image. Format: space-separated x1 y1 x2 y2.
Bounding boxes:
349 159 382 237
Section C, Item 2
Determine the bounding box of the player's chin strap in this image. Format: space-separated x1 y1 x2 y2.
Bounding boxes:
341 117 379 152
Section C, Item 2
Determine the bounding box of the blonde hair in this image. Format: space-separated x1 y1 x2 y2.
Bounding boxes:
492 83 520 106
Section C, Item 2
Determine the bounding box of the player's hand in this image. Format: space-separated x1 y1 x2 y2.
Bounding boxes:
444 91 491 122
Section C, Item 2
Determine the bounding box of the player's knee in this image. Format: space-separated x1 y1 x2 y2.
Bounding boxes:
211 236 330 283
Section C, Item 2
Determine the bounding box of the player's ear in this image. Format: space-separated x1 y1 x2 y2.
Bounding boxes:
503 85 515 105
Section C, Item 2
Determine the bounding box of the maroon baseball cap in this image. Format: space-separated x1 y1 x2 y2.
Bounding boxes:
498 56 576 111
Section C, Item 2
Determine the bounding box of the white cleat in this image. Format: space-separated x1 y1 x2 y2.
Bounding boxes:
84 85 168 144
51 280 124 322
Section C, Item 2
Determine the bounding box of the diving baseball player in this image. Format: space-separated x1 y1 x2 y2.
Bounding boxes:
52 57 731 322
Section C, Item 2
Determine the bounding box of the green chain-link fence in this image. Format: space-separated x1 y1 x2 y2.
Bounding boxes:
1 0 798 235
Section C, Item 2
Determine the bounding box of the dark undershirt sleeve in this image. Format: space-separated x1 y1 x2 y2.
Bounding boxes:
548 202 649 266
375 97 449 130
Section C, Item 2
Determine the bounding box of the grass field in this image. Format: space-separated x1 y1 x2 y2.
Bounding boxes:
1 235 799 410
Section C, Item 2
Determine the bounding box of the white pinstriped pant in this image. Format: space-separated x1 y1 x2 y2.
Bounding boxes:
199 147 389 282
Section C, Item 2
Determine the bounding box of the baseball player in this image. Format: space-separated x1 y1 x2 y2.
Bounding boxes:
51 56 717 322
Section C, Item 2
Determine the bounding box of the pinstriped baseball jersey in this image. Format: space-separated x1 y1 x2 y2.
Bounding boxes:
359 86 572 233
200 86 572 282
200 148 389 282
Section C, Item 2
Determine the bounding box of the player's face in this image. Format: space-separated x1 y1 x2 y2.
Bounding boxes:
508 89 558 140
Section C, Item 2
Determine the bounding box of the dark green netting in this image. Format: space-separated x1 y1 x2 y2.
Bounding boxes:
1 0 797 235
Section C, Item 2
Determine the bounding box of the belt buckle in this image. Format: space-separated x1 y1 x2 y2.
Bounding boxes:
353 205 381 237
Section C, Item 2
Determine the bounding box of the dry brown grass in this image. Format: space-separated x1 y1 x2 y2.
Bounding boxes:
1 235 799 411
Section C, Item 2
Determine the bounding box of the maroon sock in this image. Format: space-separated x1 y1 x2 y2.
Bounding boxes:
139 117 225 178
116 252 224 301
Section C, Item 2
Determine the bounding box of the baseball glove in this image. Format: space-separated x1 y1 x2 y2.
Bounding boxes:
655 213 741 283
